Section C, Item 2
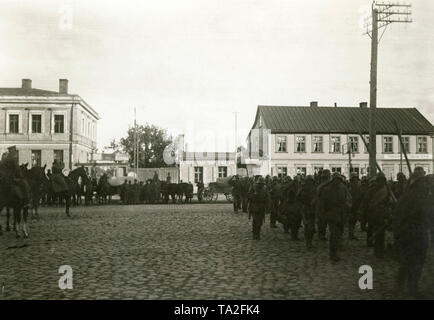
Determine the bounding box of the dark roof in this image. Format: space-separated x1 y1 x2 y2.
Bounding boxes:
254 105 434 135
182 152 235 161
0 88 71 96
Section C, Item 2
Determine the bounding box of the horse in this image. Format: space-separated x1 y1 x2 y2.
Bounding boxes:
161 182 177 204
21 164 48 221
96 174 113 204
0 163 32 238
49 166 89 217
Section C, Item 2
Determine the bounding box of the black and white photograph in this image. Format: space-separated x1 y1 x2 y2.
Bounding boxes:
0 0 433 304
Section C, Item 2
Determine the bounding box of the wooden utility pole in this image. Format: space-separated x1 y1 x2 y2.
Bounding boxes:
368 7 378 177
364 1 412 177
134 107 138 175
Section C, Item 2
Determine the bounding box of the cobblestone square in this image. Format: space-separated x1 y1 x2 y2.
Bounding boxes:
1 203 433 300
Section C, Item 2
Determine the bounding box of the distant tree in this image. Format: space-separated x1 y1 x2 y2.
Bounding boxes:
119 124 173 168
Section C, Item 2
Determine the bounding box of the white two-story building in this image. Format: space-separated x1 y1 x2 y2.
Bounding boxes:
245 102 434 179
0 79 100 170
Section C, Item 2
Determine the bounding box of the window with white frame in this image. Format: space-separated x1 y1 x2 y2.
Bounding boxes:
417 136 428 153
194 167 203 183
295 136 306 152
330 136 341 153
31 114 42 133
277 166 287 177
383 136 393 153
312 136 323 152
313 166 323 175
54 150 64 163
399 136 410 153
218 166 227 178
54 114 65 133
31 150 41 167
276 136 287 152
9 114 19 133
349 136 359 153
296 167 306 176
331 167 341 173
364 135 370 153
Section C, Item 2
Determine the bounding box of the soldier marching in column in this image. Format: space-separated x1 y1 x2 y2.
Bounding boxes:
238 167 432 298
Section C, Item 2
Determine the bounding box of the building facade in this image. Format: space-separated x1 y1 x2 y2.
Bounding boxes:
0 79 100 170
246 103 434 179
179 152 236 191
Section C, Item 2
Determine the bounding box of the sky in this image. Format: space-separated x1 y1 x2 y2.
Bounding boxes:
1 0 433 152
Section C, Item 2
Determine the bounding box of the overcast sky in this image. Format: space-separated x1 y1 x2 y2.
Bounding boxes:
1 0 433 152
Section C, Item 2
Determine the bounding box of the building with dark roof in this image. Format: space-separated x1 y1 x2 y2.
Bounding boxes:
0 79 100 170
246 102 434 178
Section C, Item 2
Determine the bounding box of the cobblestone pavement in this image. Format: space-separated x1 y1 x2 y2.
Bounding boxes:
0 203 433 300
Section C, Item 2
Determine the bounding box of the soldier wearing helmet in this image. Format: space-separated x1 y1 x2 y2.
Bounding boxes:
248 176 268 240
269 176 281 228
360 171 396 258
393 172 407 201
320 170 352 262
315 169 331 241
297 174 317 249
348 172 362 240
229 174 242 213
393 170 431 298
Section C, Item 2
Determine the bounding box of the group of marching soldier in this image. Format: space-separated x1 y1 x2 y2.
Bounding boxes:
229 168 434 297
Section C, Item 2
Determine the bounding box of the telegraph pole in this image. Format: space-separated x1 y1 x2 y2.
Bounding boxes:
134 107 138 175
368 7 378 177
364 1 412 177
234 111 238 152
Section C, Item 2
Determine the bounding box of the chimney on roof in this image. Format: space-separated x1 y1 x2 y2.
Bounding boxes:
310 101 318 107
22 79 32 90
59 79 68 94
359 102 368 108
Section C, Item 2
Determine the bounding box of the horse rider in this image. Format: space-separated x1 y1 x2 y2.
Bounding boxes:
0 146 31 208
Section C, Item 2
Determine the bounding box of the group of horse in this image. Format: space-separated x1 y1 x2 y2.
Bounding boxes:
0 164 94 238
0 164 197 238
100 176 195 205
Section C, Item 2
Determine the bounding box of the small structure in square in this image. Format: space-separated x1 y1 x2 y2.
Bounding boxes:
0 79 100 171
81 151 129 179
245 102 434 179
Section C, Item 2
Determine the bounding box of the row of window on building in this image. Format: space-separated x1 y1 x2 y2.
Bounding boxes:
9 149 65 168
8 113 65 134
81 112 97 140
192 166 228 183
275 135 428 154
274 166 364 178
6 112 96 140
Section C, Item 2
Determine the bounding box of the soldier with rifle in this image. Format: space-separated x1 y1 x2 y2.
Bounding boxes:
316 169 331 241
269 176 281 229
248 176 268 240
393 172 407 201
348 172 362 240
321 172 352 262
297 175 317 249
393 168 430 298
361 172 396 258
228 175 242 213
